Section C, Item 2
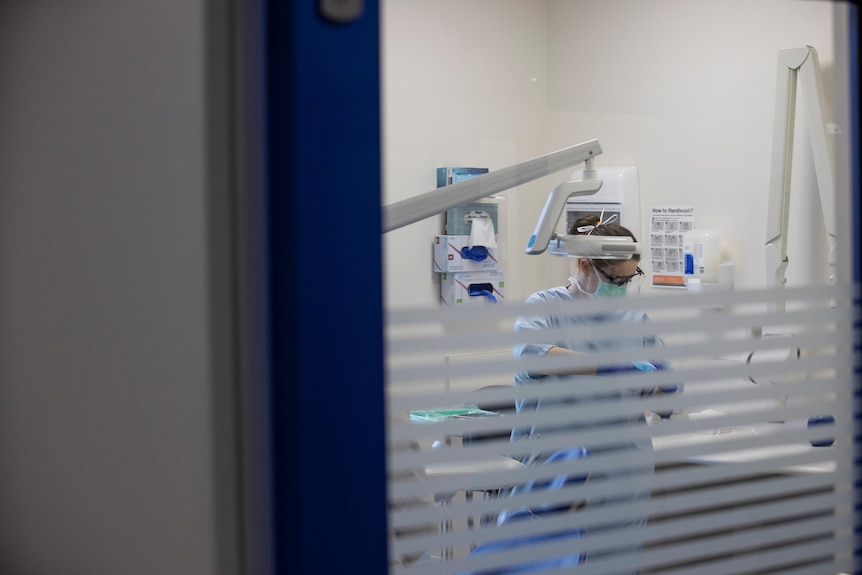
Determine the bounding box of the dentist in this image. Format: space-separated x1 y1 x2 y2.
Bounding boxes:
508 214 673 574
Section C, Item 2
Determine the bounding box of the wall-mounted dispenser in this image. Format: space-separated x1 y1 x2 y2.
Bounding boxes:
434 166 506 307
683 229 734 293
683 229 721 283
439 271 505 306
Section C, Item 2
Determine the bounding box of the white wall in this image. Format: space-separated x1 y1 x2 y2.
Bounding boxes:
382 0 553 309
383 0 838 308
545 0 836 295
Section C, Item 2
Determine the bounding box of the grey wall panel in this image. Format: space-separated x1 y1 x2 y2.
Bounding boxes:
0 2 240 573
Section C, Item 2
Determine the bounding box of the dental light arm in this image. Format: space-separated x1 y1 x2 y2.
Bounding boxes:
524 158 641 258
382 140 602 233
524 178 604 254
765 46 837 310
381 138 640 259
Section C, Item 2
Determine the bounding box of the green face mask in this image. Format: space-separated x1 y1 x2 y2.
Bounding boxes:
593 280 628 298
575 265 632 299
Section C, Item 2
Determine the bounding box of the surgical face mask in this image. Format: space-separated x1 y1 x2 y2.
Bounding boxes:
594 279 628 297
573 265 629 299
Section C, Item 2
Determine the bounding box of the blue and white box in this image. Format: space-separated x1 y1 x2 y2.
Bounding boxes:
433 235 499 272
440 271 505 307
436 166 489 188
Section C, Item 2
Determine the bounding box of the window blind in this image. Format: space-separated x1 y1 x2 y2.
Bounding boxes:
386 283 859 575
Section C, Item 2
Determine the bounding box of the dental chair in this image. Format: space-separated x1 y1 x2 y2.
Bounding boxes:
461 385 518 527
464 447 590 574
462 384 518 444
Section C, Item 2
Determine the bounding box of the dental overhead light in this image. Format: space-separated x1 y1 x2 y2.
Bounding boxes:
523 160 639 259
382 139 640 259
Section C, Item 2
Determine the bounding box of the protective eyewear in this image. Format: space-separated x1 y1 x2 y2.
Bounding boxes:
595 265 644 286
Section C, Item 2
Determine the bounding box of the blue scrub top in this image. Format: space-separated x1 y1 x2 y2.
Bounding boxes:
514 286 661 381
511 285 662 445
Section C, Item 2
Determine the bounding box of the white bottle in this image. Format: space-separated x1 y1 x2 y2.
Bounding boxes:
683 229 720 284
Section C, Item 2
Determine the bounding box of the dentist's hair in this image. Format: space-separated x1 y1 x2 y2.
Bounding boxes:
569 214 601 235
569 214 640 263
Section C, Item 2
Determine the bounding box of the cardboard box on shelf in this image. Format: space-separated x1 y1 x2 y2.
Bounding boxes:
433 235 499 272
440 271 505 307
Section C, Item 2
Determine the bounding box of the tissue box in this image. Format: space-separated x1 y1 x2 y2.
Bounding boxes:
437 167 489 188
445 201 499 236
440 271 505 307
433 235 499 272
437 168 499 236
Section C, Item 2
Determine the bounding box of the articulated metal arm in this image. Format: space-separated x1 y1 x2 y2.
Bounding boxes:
382 140 602 233
765 46 836 305
382 138 639 259
525 165 640 258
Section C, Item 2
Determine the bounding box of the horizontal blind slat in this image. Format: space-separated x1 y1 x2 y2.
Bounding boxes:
386 283 860 573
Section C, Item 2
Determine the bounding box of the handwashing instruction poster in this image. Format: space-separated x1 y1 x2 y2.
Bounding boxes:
649 205 694 288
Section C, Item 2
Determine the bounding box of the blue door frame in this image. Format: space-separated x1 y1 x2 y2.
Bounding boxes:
265 2 388 573
261 2 859 574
